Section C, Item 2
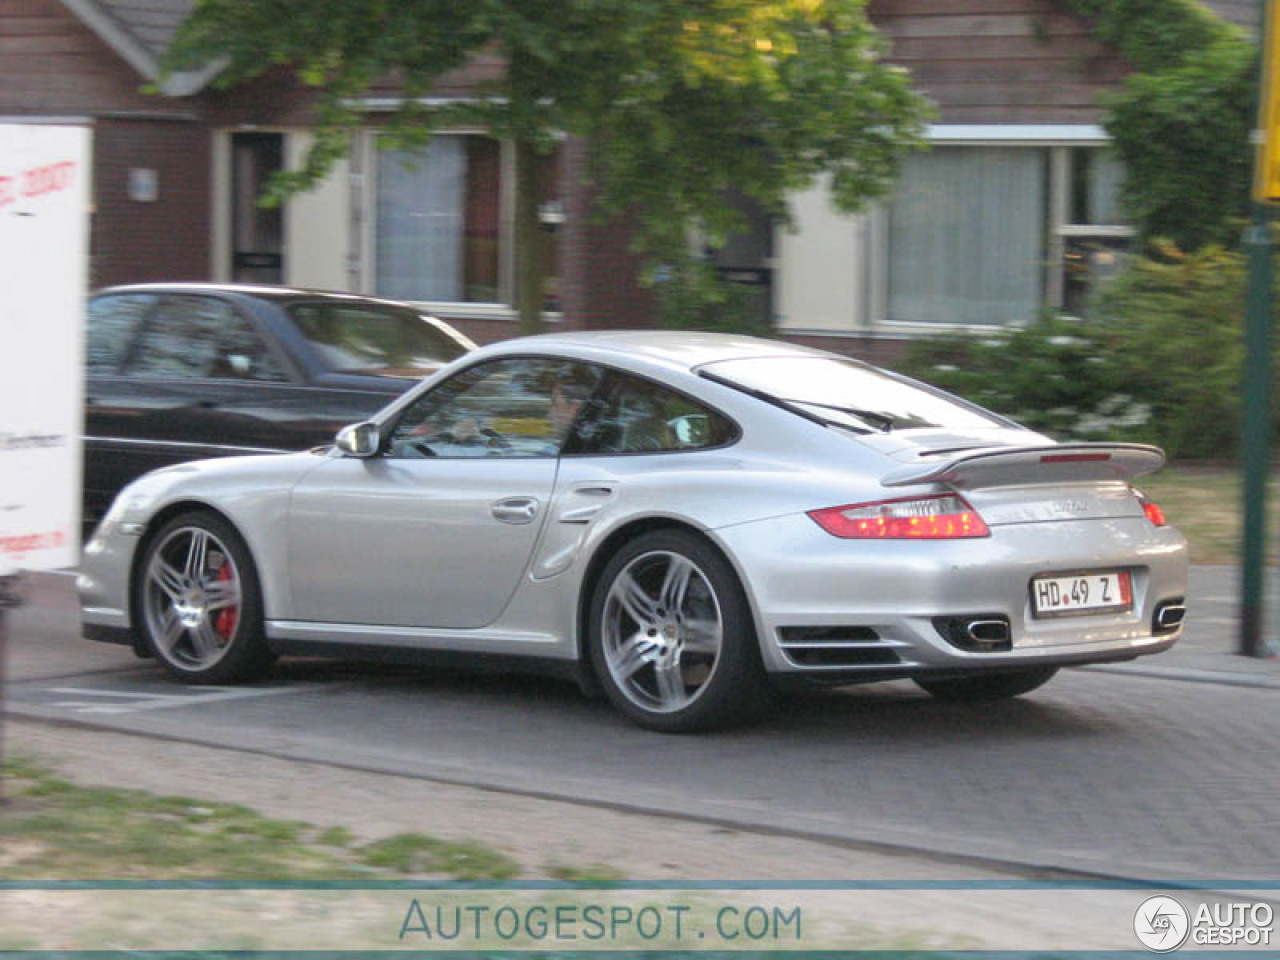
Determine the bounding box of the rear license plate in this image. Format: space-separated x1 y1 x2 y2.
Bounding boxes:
1031 571 1132 618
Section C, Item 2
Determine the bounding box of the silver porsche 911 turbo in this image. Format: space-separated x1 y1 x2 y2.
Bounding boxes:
79 331 1188 731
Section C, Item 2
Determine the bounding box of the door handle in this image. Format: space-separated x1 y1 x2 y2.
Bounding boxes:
491 496 540 524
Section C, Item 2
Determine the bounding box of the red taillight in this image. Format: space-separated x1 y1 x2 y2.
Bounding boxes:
808 494 990 539
1133 488 1166 526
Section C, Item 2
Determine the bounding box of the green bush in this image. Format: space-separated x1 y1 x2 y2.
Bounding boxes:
900 246 1280 461
1062 0 1254 252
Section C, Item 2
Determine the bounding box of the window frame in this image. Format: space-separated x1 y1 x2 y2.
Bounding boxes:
381 354 604 461
378 354 742 461
563 367 743 458
358 130 565 322
775 125 1130 339
871 127 1130 336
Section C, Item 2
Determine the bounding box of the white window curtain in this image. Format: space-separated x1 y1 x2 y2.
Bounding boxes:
888 147 1046 327
375 137 465 302
1087 149 1126 225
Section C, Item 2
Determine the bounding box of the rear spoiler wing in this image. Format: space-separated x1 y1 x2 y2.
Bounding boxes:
880 443 1166 489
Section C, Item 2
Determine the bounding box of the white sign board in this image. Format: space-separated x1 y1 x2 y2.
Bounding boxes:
0 124 90 572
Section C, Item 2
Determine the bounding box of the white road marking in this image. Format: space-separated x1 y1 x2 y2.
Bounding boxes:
47 685 305 715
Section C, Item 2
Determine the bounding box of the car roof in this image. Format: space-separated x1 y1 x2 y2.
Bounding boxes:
490 329 837 373
91 283 422 310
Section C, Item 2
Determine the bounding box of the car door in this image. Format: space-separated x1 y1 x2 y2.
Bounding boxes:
116 293 303 458
83 292 160 523
286 356 603 629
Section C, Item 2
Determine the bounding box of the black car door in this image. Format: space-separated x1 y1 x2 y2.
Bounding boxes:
83 292 161 523
115 293 302 456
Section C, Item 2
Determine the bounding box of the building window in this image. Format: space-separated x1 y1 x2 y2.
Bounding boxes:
886 146 1049 328
375 135 503 303
371 134 563 313
1061 147 1132 315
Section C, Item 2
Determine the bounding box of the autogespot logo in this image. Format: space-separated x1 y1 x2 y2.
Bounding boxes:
1134 896 1191 952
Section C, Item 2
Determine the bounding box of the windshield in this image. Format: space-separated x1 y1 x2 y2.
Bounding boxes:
699 356 1007 432
289 303 471 376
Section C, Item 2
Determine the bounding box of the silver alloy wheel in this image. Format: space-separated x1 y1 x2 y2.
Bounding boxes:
601 549 723 714
142 525 243 670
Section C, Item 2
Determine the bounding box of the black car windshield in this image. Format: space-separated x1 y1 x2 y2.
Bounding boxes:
289 303 470 376
699 356 1006 432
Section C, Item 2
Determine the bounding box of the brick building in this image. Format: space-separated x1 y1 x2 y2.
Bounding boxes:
0 0 1241 356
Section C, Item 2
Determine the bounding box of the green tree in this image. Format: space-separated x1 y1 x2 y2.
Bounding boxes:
1064 0 1254 251
164 0 929 332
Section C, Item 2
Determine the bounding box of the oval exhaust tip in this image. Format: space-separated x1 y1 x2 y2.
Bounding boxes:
967 619 1011 643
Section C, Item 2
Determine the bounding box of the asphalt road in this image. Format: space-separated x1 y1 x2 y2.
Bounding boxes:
6 570 1279 883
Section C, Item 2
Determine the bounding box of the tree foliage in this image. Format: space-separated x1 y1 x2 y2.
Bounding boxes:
165 0 930 331
1063 0 1255 251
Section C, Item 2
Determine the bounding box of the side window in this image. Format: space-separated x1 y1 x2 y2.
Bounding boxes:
571 373 736 454
386 357 601 459
289 304 468 376
86 294 153 375
124 296 286 381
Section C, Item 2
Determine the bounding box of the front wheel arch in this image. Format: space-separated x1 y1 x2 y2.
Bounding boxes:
129 501 266 648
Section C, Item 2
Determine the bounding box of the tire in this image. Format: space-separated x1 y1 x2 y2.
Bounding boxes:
587 528 768 732
133 510 274 684
915 666 1059 703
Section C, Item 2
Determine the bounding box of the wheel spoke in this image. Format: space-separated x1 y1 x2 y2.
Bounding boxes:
190 618 222 661
659 556 694 615
680 617 721 656
156 606 185 653
204 578 240 612
602 548 724 717
607 633 660 681
611 571 660 627
652 660 687 708
150 560 186 601
183 530 209 580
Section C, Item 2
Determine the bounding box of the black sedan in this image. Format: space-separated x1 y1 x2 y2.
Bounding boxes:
84 283 475 529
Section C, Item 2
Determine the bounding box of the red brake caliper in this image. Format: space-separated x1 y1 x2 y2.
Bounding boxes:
214 562 238 639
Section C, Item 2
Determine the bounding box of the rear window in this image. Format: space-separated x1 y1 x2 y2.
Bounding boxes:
289 303 469 376
700 356 1005 432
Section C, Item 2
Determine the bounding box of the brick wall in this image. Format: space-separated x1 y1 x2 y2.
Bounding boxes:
90 117 210 287
560 137 655 331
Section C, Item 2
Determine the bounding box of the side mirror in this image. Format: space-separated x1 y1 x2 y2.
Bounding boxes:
335 421 380 458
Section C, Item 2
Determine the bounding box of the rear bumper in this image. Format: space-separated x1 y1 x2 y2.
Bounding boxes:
713 513 1189 678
